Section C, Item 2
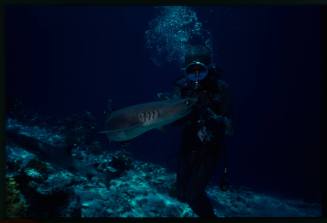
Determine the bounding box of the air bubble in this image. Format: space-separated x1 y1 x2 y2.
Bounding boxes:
145 6 213 67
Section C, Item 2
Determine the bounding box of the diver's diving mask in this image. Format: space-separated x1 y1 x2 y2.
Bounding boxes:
184 61 209 87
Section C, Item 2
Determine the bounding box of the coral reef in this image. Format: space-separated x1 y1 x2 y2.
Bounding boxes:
5 117 322 218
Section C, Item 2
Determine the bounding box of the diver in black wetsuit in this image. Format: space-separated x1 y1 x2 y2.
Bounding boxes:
159 45 233 217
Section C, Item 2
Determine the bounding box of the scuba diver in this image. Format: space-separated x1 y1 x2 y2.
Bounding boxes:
158 45 233 217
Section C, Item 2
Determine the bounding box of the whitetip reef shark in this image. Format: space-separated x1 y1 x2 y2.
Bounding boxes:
101 97 197 142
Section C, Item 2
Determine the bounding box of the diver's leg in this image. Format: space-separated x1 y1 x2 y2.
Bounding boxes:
188 192 217 218
175 149 196 202
185 148 220 217
175 128 200 201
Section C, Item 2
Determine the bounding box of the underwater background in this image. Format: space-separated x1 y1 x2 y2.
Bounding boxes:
4 6 322 217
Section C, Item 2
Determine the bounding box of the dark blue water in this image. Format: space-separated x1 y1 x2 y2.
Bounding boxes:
5 6 322 203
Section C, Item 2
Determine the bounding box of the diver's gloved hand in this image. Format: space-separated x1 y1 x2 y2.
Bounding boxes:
197 126 214 143
207 108 233 136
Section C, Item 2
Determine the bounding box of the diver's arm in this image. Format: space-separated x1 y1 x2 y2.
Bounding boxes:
215 80 232 116
209 79 232 191
209 80 234 136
